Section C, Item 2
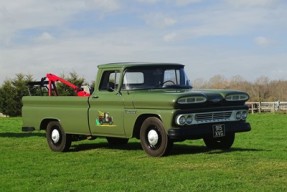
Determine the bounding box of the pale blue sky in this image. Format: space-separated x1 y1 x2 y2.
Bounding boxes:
0 0 287 83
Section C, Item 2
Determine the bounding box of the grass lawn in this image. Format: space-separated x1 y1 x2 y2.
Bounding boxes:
0 114 286 192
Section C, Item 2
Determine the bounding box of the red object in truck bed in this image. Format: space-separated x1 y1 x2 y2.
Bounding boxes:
46 73 90 97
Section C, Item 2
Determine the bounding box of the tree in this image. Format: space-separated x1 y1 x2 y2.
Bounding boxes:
0 80 15 116
192 78 207 89
254 76 271 102
207 75 228 89
0 74 33 116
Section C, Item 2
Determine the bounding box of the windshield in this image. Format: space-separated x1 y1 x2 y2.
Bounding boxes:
123 66 192 90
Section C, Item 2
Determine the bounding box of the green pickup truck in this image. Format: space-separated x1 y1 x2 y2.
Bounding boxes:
22 62 251 157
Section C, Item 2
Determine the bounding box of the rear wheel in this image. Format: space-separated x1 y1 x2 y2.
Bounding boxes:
46 121 71 152
203 133 235 149
140 117 173 157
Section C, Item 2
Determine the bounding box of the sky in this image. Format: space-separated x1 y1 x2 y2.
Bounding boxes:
0 0 287 84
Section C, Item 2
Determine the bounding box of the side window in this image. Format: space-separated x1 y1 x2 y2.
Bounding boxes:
99 71 120 91
164 69 180 84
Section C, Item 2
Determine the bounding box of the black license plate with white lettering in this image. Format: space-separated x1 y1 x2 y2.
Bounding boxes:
212 124 225 138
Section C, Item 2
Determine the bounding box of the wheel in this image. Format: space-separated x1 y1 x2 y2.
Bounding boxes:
203 133 235 150
46 121 72 152
106 137 129 145
140 117 173 157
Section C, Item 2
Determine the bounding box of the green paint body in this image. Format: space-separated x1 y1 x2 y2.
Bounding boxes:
22 63 251 139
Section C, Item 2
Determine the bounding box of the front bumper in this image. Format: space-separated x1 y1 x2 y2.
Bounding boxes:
168 121 251 140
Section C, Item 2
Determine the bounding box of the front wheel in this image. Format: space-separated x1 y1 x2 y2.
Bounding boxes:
46 121 71 152
140 117 173 157
203 133 235 150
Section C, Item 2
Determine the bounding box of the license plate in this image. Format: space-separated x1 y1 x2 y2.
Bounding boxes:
212 124 225 138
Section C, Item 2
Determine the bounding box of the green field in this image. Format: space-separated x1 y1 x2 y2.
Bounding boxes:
0 114 286 192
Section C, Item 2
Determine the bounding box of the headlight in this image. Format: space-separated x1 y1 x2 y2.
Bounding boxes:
241 111 247 120
178 115 186 125
186 115 193 125
235 111 248 120
226 93 249 101
176 114 193 125
178 96 207 104
236 111 242 120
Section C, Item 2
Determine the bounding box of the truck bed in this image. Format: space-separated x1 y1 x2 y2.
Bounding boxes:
22 96 91 135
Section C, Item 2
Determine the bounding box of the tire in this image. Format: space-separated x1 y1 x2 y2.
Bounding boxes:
106 137 129 145
203 133 235 150
140 117 173 157
46 121 72 152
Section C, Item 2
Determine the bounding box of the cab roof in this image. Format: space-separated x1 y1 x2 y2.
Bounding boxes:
97 62 184 69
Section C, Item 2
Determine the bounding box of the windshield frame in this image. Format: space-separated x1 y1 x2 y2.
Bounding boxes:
121 65 192 91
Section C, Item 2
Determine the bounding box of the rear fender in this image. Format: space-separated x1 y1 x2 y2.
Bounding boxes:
40 118 60 130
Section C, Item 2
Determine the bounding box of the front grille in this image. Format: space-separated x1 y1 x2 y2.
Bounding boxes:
195 111 232 122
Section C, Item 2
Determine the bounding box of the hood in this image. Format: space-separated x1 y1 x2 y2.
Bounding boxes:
127 89 249 109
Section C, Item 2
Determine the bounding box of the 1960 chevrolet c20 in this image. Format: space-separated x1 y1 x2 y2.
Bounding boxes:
22 62 251 157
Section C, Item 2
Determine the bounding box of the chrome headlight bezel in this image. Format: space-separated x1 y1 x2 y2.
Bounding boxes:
178 115 186 125
235 110 248 120
176 114 193 126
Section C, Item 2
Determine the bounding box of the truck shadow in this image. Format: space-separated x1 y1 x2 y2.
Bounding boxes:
70 141 143 152
70 141 264 155
0 133 264 155
0 132 45 138
171 144 265 156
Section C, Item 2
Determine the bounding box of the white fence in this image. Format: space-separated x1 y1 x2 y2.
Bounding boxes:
246 102 287 113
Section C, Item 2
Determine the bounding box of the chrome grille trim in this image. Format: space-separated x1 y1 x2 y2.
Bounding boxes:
175 110 248 126
195 111 232 122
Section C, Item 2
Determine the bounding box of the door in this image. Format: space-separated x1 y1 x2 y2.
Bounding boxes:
88 70 125 136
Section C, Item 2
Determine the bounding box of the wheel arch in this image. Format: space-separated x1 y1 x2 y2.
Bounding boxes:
132 114 161 139
40 118 60 131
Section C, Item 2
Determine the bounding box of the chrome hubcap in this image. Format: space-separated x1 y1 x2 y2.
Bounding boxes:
51 129 60 143
147 130 159 146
